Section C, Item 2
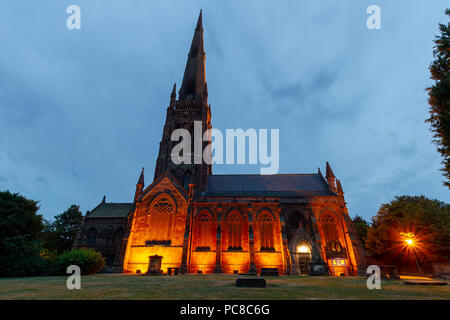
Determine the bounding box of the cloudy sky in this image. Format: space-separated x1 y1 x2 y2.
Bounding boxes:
0 0 448 221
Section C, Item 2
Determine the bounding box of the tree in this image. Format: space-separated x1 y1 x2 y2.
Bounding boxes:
366 195 450 272
42 205 83 255
0 190 43 240
427 9 450 188
0 190 47 277
352 215 370 246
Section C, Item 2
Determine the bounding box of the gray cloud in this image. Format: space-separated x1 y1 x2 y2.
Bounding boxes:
0 0 448 220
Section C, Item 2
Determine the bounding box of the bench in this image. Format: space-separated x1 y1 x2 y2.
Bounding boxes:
167 267 182 275
260 268 279 276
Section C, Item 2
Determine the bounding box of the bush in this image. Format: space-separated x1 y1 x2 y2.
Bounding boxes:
0 236 49 277
52 248 105 275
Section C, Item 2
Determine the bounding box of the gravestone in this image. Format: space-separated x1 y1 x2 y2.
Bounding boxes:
146 255 163 275
431 263 450 279
379 265 400 280
236 274 266 288
404 280 447 286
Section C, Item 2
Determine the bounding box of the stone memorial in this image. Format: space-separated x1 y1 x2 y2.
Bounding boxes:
146 255 163 275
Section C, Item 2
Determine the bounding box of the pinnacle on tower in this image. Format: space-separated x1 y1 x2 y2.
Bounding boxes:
170 83 176 107
171 83 176 98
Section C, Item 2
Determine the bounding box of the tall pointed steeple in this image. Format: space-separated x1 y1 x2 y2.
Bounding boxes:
154 11 212 192
178 10 206 102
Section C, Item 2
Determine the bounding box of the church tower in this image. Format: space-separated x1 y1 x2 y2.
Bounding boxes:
154 10 212 191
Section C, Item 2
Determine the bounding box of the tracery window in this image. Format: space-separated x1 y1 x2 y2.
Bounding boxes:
227 212 242 250
148 196 175 244
258 213 274 250
195 212 212 251
322 214 343 253
112 227 124 244
86 227 97 246
183 171 192 190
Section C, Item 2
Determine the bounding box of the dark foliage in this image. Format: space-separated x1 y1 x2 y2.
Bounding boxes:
427 9 450 188
352 215 370 246
366 195 450 272
52 248 105 275
42 205 83 254
0 191 49 277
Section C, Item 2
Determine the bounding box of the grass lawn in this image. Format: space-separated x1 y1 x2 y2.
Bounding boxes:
0 274 448 300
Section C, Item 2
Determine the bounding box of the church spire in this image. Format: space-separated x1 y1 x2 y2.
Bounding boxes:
178 10 206 102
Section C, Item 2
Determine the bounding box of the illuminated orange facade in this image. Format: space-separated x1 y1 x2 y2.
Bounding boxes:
74 11 366 276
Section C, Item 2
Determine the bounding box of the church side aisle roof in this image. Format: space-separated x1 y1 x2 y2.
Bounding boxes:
87 202 133 218
204 174 336 197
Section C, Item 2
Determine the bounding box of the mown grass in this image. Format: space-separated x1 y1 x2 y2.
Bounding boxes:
0 274 448 300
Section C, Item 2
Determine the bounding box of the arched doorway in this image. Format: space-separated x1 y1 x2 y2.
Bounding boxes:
294 242 311 275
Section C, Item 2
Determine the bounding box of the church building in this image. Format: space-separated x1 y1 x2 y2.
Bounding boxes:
74 11 366 276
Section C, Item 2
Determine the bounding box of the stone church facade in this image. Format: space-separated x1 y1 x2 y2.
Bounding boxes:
74 11 366 276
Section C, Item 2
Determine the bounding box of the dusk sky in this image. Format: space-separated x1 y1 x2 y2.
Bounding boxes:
0 0 449 221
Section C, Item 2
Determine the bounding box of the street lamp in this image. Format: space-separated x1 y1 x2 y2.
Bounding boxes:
404 236 422 275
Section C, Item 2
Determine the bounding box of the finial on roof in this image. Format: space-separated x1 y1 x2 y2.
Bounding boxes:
102 195 106 204
326 162 335 179
336 179 344 195
137 167 144 186
325 162 337 193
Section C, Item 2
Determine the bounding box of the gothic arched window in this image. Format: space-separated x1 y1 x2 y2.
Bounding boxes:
112 227 124 244
322 214 343 253
183 171 192 190
227 211 242 250
148 196 175 245
86 227 97 246
195 212 212 251
258 213 274 251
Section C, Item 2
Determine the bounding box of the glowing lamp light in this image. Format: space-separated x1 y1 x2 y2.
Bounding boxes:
297 245 309 253
405 239 413 246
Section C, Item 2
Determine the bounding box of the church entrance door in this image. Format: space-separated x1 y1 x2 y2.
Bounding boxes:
297 253 311 274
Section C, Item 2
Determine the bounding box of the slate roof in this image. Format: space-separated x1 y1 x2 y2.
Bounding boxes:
87 203 133 218
204 174 336 197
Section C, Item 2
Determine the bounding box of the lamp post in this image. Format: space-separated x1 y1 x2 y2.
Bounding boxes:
405 238 422 275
